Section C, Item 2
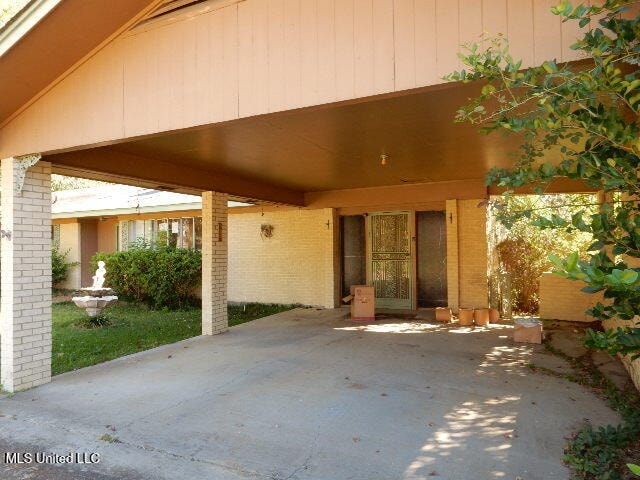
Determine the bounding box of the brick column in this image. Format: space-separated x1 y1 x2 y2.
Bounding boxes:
457 199 489 309
201 191 228 335
1 157 52 392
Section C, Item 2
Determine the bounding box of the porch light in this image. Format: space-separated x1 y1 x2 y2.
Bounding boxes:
380 154 388 166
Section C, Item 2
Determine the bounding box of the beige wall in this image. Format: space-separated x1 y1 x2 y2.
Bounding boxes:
228 208 336 308
228 199 486 310
57 222 81 290
446 200 460 312
539 273 602 322
97 219 118 253
0 0 591 158
52 197 487 310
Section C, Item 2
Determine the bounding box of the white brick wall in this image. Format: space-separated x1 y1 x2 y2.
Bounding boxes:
201 191 228 335
228 208 336 308
1 159 52 392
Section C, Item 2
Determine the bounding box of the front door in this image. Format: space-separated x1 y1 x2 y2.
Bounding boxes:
368 211 412 309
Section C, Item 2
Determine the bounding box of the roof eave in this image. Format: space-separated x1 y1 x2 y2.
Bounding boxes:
52 202 203 219
0 0 62 58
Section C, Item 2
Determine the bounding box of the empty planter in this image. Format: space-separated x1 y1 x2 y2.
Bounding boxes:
458 308 474 326
474 308 490 326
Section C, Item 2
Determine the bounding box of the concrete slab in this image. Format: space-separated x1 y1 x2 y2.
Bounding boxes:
0 308 620 480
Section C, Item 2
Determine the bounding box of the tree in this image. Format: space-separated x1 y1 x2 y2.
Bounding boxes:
448 0 640 358
0 0 29 28
490 193 597 314
51 175 110 191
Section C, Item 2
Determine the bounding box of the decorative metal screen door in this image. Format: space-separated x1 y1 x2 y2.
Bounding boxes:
368 211 412 309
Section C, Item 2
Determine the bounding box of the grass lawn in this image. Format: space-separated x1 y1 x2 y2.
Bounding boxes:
52 302 298 375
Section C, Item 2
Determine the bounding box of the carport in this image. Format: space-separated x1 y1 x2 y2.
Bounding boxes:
0 0 600 392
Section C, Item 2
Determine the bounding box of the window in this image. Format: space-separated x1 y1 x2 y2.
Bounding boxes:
118 217 202 251
52 225 61 245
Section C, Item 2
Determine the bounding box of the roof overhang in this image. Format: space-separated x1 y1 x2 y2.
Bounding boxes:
0 0 161 125
51 202 203 220
0 0 62 57
45 80 597 206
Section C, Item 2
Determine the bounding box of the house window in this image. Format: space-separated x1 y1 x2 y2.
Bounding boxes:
119 217 202 250
194 217 202 250
52 225 61 245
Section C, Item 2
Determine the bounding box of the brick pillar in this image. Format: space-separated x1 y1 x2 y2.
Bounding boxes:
1 157 52 392
201 191 228 335
457 199 489 308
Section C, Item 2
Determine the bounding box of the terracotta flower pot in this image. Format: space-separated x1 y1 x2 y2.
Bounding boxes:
489 308 500 324
435 307 452 323
458 308 474 326
474 308 490 326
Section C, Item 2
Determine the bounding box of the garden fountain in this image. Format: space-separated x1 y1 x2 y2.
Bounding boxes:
72 261 118 317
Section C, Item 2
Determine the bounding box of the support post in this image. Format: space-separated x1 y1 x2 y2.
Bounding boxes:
446 199 460 313
201 191 228 335
1 157 52 392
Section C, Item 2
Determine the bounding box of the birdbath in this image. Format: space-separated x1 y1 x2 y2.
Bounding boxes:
72 261 118 317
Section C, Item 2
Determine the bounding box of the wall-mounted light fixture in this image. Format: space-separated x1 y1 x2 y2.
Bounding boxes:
1 229 12 240
260 224 274 239
380 154 389 166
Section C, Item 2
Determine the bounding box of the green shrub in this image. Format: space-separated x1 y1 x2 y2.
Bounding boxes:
93 247 201 310
52 243 78 285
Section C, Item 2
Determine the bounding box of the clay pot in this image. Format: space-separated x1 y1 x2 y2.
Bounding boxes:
474 308 490 326
435 307 452 323
458 308 474 326
489 308 500 324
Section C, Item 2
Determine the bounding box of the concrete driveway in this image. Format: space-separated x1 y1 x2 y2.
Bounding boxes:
0 308 620 480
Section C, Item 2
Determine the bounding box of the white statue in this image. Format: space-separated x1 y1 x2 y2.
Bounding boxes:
92 261 107 289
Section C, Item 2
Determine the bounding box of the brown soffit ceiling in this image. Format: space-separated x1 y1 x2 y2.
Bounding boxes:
0 0 160 125
46 82 525 194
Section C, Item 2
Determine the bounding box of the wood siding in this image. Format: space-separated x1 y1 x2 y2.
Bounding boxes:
1 0 592 158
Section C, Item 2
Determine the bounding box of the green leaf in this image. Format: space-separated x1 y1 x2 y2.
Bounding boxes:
481 84 496 95
614 269 638 284
542 60 557 73
628 464 640 475
566 251 579 271
548 254 564 268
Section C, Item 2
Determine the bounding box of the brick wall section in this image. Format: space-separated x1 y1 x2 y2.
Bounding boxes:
445 200 459 312
201 191 228 336
602 317 640 391
1 159 52 392
539 273 602 322
228 208 336 308
457 199 489 309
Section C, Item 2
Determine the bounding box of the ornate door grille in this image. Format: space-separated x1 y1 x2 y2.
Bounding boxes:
370 212 411 308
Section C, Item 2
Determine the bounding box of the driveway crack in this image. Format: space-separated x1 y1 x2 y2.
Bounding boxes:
275 428 320 480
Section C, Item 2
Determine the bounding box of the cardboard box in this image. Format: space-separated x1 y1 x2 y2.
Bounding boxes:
350 285 375 321
435 307 452 322
514 318 543 344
